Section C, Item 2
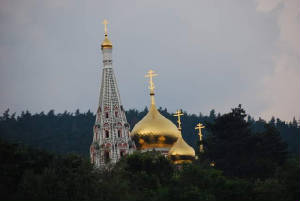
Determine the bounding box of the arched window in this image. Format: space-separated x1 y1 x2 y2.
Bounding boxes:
118 129 121 138
104 151 110 163
105 130 109 138
92 154 95 164
105 112 109 118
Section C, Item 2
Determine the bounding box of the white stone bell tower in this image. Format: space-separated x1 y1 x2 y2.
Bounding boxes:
90 20 135 168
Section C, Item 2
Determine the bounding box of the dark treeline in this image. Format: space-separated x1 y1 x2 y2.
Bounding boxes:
0 106 299 156
0 105 299 201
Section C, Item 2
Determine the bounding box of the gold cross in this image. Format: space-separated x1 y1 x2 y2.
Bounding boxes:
195 123 205 141
173 109 184 130
103 19 108 35
145 70 158 95
195 123 205 152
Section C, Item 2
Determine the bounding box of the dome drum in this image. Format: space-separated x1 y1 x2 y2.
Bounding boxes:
168 155 194 164
132 134 178 150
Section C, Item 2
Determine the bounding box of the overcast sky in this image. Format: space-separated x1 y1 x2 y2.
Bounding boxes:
0 0 299 121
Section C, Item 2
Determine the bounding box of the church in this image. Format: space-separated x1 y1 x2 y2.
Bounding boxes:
90 20 204 168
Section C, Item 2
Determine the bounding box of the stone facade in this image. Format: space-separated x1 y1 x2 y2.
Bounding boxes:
90 42 135 168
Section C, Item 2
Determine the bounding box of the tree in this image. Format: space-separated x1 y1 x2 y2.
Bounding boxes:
209 109 216 120
205 105 253 178
205 105 287 179
250 125 288 179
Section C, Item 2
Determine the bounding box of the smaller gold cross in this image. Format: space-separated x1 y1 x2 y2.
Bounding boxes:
173 109 184 130
103 19 108 35
195 123 205 141
195 123 205 152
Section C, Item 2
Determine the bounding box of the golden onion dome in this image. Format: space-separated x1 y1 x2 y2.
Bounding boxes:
101 36 112 49
168 135 195 164
130 103 181 149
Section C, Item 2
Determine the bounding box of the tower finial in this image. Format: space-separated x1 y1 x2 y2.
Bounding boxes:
145 70 158 105
195 123 205 152
101 19 112 49
103 19 108 36
173 109 184 131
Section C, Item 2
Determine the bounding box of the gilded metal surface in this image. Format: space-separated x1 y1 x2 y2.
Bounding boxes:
101 19 112 49
101 37 112 49
145 70 158 105
173 109 183 131
170 157 194 164
130 103 181 140
168 136 195 157
169 109 195 164
103 19 108 35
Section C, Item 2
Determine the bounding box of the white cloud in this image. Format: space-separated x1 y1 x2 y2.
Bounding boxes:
256 0 300 120
255 0 282 12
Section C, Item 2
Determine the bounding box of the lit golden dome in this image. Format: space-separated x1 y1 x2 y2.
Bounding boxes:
130 70 180 150
131 104 181 149
168 135 195 164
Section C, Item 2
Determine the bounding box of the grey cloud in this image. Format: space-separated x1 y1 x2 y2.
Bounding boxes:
0 0 298 121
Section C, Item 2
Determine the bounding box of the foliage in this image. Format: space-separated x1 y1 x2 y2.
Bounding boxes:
0 107 298 157
0 138 299 201
0 109 95 156
0 106 299 200
204 105 288 179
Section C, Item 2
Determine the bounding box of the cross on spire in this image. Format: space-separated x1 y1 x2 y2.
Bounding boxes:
145 70 158 95
103 19 108 36
195 123 205 152
173 109 184 131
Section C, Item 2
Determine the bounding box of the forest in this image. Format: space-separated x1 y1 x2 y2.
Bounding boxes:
0 106 299 156
0 105 299 201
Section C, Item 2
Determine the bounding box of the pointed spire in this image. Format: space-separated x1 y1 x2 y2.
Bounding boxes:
145 70 158 105
173 109 184 131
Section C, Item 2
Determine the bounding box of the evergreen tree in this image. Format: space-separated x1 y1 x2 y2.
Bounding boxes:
205 105 288 179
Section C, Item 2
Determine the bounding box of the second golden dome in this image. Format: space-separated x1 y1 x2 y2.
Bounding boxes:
168 135 195 164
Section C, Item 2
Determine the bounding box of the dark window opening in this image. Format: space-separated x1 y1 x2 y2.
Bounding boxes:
105 112 109 118
104 151 110 163
118 130 121 138
120 151 125 157
115 111 118 117
105 130 109 138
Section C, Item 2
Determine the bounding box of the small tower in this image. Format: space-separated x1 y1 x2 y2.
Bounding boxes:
90 20 135 168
